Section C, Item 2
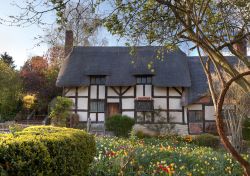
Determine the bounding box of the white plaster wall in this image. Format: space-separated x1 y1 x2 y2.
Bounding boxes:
136 85 143 97
107 98 119 103
154 86 166 96
205 106 215 120
122 98 134 109
90 86 97 99
154 98 167 109
98 113 105 122
78 87 88 96
122 87 134 96
89 113 96 121
169 112 182 123
145 85 152 97
122 111 134 118
107 87 118 96
77 98 88 110
154 111 168 122
169 98 182 109
187 104 202 110
169 88 182 96
99 85 105 99
65 88 75 96
184 107 188 123
78 112 88 121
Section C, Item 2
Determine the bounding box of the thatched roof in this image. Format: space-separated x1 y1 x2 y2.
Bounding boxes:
56 46 242 105
56 46 191 87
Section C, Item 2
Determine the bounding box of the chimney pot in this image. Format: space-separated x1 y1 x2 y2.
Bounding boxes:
65 30 73 57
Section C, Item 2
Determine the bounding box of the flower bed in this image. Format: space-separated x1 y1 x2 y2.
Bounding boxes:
88 135 248 175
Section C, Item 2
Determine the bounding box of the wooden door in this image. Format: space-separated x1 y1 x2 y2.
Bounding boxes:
107 103 120 117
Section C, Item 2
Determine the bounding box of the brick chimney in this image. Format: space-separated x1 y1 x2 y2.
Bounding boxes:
233 38 247 56
65 30 74 57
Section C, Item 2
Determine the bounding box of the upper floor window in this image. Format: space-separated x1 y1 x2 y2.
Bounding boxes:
90 100 105 113
90 76 106 85
136 76 152 84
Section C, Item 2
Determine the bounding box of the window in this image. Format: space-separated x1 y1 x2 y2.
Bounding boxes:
90 100 105 112
136 76 152 84
188 111 203 122
135 100 153 112
90 76 105 85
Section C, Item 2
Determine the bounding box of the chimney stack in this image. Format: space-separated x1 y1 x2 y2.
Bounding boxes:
65 30 73 57
233 36 247 56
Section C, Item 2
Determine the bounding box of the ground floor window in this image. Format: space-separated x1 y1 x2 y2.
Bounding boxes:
90 100 105 113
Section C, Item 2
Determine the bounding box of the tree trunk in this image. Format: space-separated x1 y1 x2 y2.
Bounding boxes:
216 71 250 176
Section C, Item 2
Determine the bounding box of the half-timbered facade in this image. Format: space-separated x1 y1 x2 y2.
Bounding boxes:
57 44 226 135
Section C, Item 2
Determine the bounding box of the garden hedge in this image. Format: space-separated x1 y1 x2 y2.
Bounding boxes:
0 126 96 176
105 115 135 137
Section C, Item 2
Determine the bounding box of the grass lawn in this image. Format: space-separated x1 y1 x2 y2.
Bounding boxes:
88 135 248 176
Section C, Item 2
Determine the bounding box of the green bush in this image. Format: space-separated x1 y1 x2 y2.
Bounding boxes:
0 126 96 176
49 96 73 126
193 133 220 148
243 118 250 141
105 115 135 137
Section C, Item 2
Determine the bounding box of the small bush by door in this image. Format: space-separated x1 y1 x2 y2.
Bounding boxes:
105 115 135 137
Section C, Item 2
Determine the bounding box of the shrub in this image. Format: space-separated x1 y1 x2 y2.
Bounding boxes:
49 96 73 126
0 126 96 176
105 115 135 137
193 133 220 148
22 94 36 110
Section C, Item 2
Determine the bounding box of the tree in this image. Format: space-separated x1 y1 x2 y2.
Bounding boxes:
43 1 107 47
0 60 22 122
20 56 62 114
20 56 48 94
102 1 250 174
0 52 15 69
213 67 250 152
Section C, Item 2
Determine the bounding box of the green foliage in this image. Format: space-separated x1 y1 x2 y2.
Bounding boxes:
105 115 135 137
49 96 73 127
0 60 22 122
22 94 36 110
193 133 220 148
89 136 246 175
0 126 96 176
9 124 25 135
0 52 15 69
243 118 250 141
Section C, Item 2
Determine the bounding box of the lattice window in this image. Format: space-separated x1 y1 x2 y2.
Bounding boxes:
135 100 153 112
90 100 105 112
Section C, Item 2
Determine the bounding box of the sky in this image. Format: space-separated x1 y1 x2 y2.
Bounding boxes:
0 1 122 69
0 1 198 69
0 1 49 68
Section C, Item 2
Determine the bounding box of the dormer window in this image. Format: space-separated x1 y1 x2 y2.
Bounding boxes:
136 76 152 84
90 76 106 85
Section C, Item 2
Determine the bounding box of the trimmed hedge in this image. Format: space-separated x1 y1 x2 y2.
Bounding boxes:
0 126 96 176
105 115 135 137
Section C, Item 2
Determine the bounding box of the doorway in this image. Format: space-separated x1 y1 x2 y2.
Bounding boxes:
107 103 120 117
